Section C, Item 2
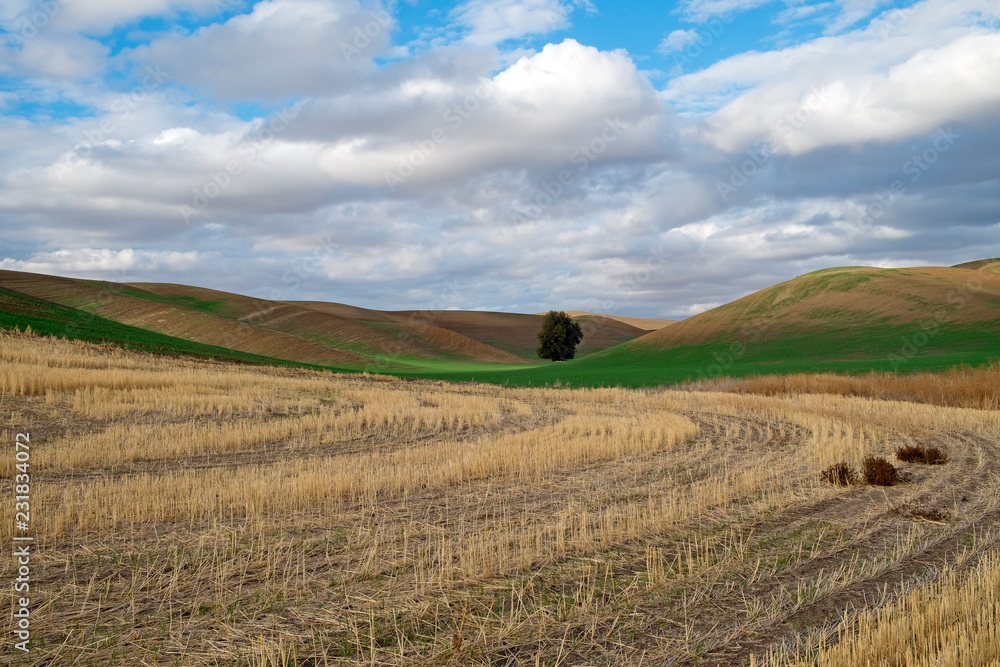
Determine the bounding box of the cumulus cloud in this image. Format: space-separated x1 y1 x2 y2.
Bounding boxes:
0 0 224 80
0 0 997 318
670 0 1000 154
4 31 109 79
130 0 393 101
307 39 674 193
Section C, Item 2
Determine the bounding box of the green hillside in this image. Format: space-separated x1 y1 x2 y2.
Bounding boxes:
398 263 1000 387
2 262 997 388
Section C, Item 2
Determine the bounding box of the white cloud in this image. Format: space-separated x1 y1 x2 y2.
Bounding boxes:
451 0 573 45
657 29 699 55
312 39 673 191
679 0 887 31
152 127 201 146
678 0 774 24
131 0 393 101
36 0 222 32
669 0 1000 154
0 248 204 274
0 0 998 318
0 0 224 81
2 29 109 79
824 0 891 34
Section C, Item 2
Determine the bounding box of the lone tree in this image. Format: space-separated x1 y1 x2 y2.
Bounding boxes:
536 311 583 361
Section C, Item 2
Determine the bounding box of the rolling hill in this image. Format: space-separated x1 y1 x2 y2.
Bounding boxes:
2 261 997 387
281 302 656 359
403 261 1000 386
561 311 676 331
382 309 651 359
0 270 653 372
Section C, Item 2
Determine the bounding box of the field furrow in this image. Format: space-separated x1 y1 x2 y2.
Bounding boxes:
2 330 999 666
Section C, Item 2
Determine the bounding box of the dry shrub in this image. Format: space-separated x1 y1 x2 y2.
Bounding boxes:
821 461 856 486
896 444 948 465
895 445 925 462
862 456 900 486
922 446 948 465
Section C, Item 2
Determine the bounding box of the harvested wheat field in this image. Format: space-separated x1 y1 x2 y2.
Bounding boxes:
3 330 1000 666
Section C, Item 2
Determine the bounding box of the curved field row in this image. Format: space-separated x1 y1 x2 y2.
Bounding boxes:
2 332 999 666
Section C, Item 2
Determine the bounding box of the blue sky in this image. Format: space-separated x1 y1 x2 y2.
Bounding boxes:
3 0 923 119
0 0 997 317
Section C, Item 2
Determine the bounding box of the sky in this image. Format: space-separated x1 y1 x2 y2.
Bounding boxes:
0 0 998 318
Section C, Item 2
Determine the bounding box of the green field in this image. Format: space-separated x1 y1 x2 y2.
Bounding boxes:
3 290 997 388
393 321 1000 387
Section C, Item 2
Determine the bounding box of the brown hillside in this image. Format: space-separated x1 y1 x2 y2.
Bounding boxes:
0 271 368 367
123 282 541 363
636 265 1000 350
393 323 531 364
562 311 676 331
132 283 442 359
1 270 669 364
282 300 398 323
383 310 650 359
0 272 538 366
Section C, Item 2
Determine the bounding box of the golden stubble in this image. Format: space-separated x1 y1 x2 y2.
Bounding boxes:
3 330 999 666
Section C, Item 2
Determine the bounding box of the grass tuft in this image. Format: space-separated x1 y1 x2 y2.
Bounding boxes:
820 462 856 486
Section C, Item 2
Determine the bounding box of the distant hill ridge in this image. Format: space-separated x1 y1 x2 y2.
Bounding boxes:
373 259 1000 387
635 262 1000 352
0 269 652 371
1 260 997 385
